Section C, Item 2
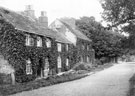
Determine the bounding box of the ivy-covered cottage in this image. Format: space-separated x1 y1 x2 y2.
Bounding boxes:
50 18 95 66
0 6 94 83
0 6 73 83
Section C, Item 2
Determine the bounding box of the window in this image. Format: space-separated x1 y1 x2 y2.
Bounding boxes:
25 34 34 46
66 44 68 51
87 56 90 62
44 58 49 70
82 45 85 50
37 36 42 47
57 43 62 52
87 45 89 51
26 59 32 74
44 58 49 77
66 58 69 66
46 38 51 48
57 56 62 68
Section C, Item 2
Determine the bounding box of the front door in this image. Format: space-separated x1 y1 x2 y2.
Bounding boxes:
37 58 43 77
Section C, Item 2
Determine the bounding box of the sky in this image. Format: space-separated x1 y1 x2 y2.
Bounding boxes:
0 0 103 24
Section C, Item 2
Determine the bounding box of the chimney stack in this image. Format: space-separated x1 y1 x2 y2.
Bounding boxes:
24 5 35 19
38 11 48 27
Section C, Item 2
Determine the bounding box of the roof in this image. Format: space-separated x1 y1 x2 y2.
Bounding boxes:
59 20 91 42
0 7 72 44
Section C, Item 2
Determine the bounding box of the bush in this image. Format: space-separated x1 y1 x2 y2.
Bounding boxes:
0 71 88 95
16 75 36 83
72 62 92 71
0 73 12 84
94 59 102 65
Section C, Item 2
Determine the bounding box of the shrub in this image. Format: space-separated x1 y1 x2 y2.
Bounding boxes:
94 59 102 65
72 62 92 71
16 75 36 83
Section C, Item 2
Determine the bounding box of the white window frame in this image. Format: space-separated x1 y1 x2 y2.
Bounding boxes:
66 44 68 51
87 56 90 62
26 34 34 46
87 45 89 51
44 58 49 77
26 59 32 75
57 43 62 52
46 38 51 48
57 56 62 68
26 34 30 46
66 58 69 66
37 36 42 47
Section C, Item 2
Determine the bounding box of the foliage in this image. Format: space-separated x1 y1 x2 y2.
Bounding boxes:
72 62 92 71
0 71 88 95
101 0 135 50
76 16 123 59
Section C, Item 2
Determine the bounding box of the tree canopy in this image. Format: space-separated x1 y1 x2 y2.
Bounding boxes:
101 0 135 50
76 16 124 59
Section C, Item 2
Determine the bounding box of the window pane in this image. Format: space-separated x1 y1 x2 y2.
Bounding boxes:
66 58 69 66
57 43 61 52
26 59 32 74
57 56 61 68
46 38 51 48
37 37 42 47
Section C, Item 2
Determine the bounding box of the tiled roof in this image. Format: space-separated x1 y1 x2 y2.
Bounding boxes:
0 7 72 44
60 20 91 42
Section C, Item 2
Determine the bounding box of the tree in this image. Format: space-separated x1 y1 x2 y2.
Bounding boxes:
101 0 135 51
76 16 123 61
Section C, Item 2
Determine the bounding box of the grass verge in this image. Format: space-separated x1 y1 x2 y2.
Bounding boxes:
127 74 135 96
0 63 114 96
0 70 88 96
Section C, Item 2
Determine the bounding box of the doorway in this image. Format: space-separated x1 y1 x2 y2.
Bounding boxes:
37 58 43 77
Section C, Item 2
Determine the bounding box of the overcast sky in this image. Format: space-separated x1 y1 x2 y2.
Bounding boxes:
0 0 103 24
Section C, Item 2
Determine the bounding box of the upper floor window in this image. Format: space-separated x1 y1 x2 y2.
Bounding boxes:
82 45 85 50
26 34 34 46
57 43 62 52
37 36 42 47
46 38 51 48
26 59 32 74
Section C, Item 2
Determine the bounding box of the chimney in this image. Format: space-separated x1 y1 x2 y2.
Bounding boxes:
38 11 48 27
24 5 35 19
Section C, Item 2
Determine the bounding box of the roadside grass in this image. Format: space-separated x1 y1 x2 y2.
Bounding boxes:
0 63 114 96
127 74 135 96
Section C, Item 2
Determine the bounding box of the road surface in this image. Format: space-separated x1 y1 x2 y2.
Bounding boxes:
11 62 135 96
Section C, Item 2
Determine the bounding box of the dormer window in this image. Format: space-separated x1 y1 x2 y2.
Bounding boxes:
57 43 62 52
26 34 34 46
37 36 42 47
46 38 51 48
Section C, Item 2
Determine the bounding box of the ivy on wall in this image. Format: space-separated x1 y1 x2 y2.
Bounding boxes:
0 19 94 83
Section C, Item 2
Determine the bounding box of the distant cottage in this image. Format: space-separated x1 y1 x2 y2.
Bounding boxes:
0 5 94 83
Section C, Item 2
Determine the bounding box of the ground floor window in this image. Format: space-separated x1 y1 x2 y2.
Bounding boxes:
44 58 49 77
87 56 90 63
57 56 62 72
66 58 69 66
26 59 32 75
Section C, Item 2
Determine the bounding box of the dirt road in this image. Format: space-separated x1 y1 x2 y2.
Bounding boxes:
11 62 135 96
